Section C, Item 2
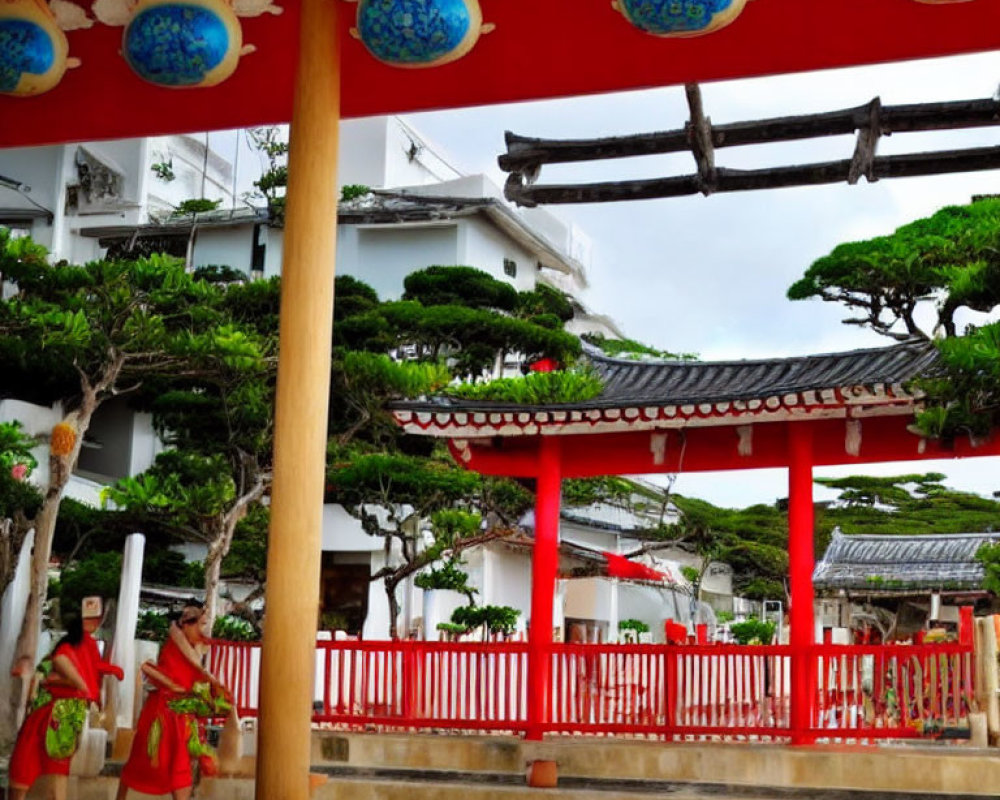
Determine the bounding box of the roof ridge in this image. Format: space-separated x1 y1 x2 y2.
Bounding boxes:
584 338 935 368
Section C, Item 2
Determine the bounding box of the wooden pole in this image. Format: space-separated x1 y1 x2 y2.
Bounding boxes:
255 0 340 796
788 423 816 744
526 436 561 740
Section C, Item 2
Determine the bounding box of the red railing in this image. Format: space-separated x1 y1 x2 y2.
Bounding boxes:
812 643 975 738
209 639 974 741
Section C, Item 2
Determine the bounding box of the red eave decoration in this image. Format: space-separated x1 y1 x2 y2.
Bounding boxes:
2 0 999 149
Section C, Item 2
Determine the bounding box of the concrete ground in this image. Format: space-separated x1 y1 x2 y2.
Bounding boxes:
7 733 1000 798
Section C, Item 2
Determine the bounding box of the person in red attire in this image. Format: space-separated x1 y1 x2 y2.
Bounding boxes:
116 600 229 800
9 597 124 800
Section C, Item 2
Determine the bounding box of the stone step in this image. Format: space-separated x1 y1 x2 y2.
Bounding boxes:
28 772 1000 800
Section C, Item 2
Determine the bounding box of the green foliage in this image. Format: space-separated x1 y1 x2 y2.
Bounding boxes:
443 367 603 404
414 558 477 595
814 474 1000 559
451 604 521 636
975 543 1000 596
661 495 789 601
151 160 175 182
788 198 1000 340
143 549 203 588
0 420 41 521
56 550 122 614
618 618 650 633
334 275 381 321
173 198 221 216
340 184 371 202
245 127 289 221
912 324 1000 439
435 622 467 636
330 350 451 446
562 476 635 508
583 332 698 361
729 617 776 645
192 265 248 284
212 614 260 641
814 473 947 508
108 451 237 520
327 446 481 512
221 505 269 585
403 266 518 312
680 565 700 584
515 283 574 323
716 610 735 623
135 609 170 642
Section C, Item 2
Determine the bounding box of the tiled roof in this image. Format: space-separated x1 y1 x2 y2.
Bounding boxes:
587 340 938 408
393 340 939 437
813 529 1000 593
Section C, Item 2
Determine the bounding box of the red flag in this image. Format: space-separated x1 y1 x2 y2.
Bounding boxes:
602 552 670 583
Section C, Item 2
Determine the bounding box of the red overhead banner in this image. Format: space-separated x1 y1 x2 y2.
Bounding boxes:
0 0 998 149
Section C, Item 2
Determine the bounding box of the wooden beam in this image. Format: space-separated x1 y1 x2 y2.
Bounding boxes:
499 96 1000 172
505 145 1000 207
685 83 716 195
255 0 340 797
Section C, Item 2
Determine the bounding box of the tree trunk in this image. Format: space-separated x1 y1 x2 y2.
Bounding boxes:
384 575 400 640
203 535 225 631
9 379 103 731
204 476 267 631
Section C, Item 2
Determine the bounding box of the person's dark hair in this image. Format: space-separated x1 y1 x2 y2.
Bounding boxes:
55 614 84 649
174 598 205 627
169 597 205 624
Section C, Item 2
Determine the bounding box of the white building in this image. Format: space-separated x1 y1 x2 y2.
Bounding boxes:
0 117 647 640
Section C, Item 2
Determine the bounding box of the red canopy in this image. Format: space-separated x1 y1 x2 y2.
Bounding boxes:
2 0 999 148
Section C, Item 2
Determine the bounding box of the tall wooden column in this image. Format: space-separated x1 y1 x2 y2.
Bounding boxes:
788 423 816 744
255 0 340 797
526 436 561 740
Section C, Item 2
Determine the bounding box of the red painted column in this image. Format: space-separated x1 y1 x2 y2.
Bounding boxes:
788 423 816 744
526 436 561 740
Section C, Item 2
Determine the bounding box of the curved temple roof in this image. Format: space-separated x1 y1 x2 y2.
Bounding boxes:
814 529 1000 594
393 340 939 438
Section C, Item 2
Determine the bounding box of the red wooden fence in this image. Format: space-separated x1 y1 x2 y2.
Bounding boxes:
208 640 974 741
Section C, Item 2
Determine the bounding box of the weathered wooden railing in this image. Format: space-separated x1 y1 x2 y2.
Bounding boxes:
209 639 974 741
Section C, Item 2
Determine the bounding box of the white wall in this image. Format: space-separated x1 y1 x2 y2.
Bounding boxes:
482 545 532 632
350 225 460 300
321 504 383 552
458 216 538 292
146 134 234 214
338 117 463 191
193 225 257 273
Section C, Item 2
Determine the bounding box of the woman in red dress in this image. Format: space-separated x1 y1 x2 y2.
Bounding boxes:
116 601 229 800
9 606 124 800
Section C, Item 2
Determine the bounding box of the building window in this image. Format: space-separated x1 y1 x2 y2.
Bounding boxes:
0 220 32 239
503 258 517 278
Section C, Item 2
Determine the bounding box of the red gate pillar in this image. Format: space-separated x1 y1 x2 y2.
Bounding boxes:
527 436 562 740
788 423 816 744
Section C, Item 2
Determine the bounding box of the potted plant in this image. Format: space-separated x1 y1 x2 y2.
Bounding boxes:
617 618 650 643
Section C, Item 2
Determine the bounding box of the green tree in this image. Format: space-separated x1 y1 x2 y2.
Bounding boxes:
326 444 531 637
0 233 233 705
107 312 276 625
787 197 1000 340
403 266 518 312
789 197 1000 441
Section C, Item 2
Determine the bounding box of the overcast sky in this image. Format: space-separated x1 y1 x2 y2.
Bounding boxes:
401 50 1000 509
